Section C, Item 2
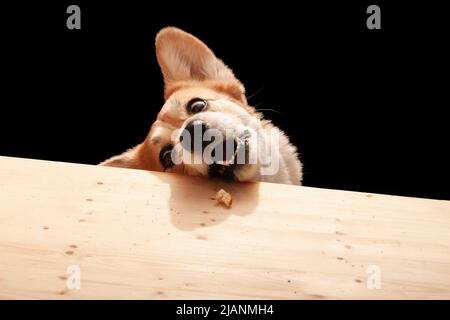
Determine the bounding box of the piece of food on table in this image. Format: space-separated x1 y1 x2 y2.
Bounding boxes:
211 189 232 208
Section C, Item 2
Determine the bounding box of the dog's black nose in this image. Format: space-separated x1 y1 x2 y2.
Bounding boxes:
180 120 209 153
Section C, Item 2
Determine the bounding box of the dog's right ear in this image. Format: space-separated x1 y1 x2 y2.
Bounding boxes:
99 145 139 168
155 27 240 86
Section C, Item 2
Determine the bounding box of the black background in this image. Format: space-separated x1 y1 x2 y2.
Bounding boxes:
0 300 448 319
1 1 449 199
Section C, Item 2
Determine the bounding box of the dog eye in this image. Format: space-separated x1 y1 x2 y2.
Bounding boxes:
159 144 174 169
186 98 207 114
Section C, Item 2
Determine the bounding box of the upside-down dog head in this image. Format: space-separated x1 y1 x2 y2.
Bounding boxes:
134 27 271 181
101 27 300 183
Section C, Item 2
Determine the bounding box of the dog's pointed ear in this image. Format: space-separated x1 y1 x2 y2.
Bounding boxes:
155 27 241 86
99 146 140 168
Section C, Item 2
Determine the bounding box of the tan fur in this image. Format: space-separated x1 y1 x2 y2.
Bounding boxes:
100 27 303 185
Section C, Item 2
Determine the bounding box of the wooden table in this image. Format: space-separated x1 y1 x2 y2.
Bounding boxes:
0 156 449 299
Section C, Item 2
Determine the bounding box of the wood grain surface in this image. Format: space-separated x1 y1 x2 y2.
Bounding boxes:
0 156 449 299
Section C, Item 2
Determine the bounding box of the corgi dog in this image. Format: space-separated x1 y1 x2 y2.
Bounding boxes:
100 27 302 185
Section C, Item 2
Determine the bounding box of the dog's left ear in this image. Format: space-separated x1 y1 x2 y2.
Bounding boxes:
155 27 245 101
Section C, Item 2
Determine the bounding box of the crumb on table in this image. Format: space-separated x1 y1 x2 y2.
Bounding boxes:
211 189 232 208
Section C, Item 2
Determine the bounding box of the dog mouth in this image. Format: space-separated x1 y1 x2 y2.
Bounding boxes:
207 130 251 180
174 119 253 180
208 163 236 180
